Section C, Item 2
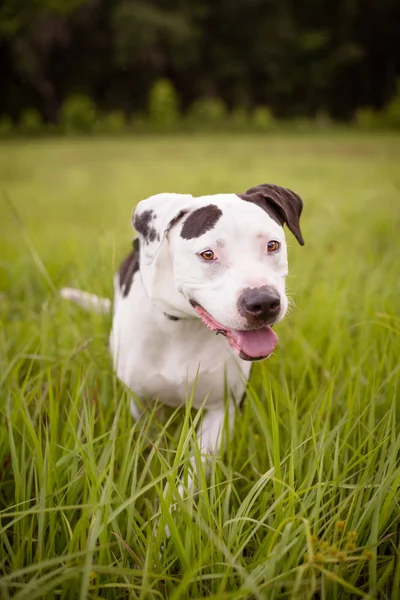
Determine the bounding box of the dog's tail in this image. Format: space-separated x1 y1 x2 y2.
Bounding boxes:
60 287 111 315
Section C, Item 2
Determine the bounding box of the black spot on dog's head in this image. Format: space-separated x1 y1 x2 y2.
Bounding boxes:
133 209 159 243
180 205 223 240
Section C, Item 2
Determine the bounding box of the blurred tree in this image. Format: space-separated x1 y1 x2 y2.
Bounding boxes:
0 0 85 121
0 0 399 121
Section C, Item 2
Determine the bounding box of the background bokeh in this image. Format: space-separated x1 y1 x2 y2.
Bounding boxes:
1 0 400 133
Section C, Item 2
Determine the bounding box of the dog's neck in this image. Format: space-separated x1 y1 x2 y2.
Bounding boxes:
164 312 180 321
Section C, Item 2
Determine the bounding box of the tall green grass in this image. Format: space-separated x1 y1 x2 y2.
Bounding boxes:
0 135 399 599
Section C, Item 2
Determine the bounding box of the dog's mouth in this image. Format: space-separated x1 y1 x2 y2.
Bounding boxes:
190 301 278 361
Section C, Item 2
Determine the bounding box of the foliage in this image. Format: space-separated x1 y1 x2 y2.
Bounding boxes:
18 108 43 135
354 107 384 129
291 116 315 131
148 79 180 130
129 112 148 132
0 116 13 137
93 111 126 135
1 0 400 125
355 83 400 130
60 94 97 134
252 106 275 131
383 82 400 129
0 0 85 37
187 98 227 128
112 1 196 70
314 110 333 129
6 90 400 138
0 135 399 597
230 107 249 131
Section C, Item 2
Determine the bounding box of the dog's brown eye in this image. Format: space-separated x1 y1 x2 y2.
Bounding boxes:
200 250 215 261
267 240 280 253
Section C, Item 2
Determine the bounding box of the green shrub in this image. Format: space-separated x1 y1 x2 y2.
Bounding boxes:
19 109 43 135
104 110 126 134
94 111 126 134
61 95 97 134
0 116 14 137
384 100 400 129
129 112 148 132
383 82 400 129
230 107 249 131
187 98 227 127
314 110 333 129
291 116 314 131
252 106 275 131
354 107 383 129
355 83 400 130
148 79 180 130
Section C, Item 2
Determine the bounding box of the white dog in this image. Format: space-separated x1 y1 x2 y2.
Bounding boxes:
61 183 304 475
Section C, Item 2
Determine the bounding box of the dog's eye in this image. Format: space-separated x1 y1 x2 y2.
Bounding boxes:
200 250 215 261
267 240 280 253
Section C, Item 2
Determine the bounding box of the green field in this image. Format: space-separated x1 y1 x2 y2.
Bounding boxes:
0 134 399 599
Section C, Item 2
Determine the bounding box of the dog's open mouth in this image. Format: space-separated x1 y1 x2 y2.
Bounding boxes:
191 301 278 361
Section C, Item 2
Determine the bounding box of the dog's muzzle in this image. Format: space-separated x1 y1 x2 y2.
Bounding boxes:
237 286 281 326
190 299 278 361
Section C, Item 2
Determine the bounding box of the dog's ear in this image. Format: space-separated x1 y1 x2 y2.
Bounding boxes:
238 184 304 245
133 193 193 263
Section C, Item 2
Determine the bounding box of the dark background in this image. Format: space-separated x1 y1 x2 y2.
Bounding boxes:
1 0 400 123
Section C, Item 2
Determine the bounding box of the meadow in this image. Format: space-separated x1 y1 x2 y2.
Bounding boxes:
0 133 399 599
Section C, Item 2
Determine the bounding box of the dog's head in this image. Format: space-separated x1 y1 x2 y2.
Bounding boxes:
133 184 304 361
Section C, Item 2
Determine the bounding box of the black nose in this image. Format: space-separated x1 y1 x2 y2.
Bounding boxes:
238 287 281 323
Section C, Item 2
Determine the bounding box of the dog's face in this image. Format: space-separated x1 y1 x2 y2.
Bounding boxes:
133 185 304 361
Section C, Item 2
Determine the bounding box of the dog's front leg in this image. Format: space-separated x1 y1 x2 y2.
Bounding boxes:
130 399 142 421
179 405 235 496
197 406 235 455
164 406 235 542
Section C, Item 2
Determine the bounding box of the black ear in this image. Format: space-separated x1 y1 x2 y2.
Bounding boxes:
238 183 304 245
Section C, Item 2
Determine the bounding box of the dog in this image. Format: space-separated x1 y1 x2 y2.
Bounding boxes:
61 183 304 484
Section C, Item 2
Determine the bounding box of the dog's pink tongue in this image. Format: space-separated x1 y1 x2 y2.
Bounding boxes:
230 326 278 358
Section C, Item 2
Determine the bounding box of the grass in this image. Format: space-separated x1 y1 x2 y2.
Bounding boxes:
0 133 399 599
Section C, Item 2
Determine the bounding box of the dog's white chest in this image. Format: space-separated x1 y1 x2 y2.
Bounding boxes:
110 276 250 410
